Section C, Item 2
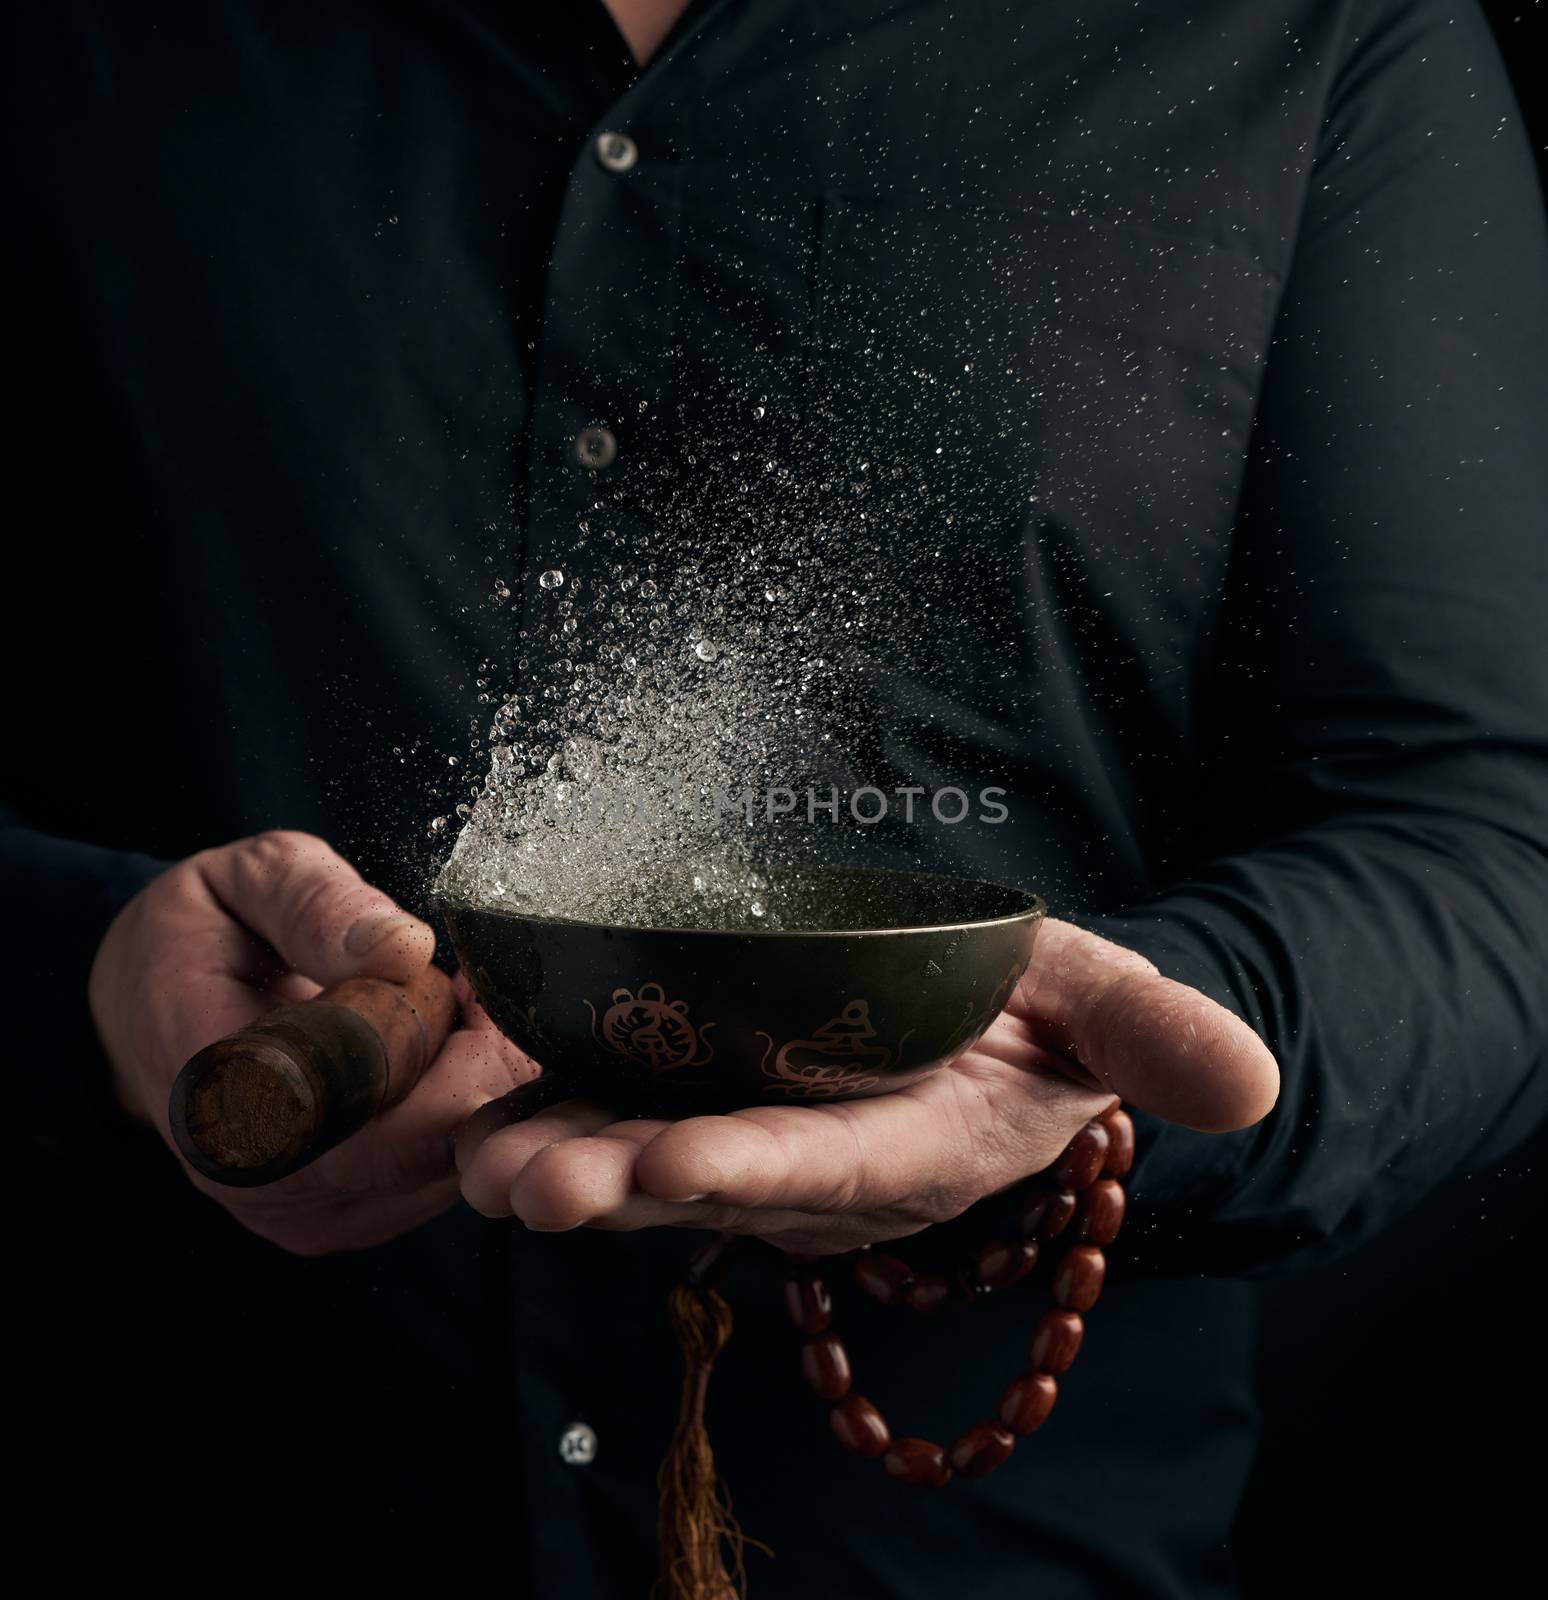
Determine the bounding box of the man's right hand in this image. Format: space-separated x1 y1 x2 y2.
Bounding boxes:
89 830 533 1254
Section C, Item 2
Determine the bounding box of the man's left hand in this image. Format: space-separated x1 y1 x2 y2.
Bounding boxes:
455 919 1279 1254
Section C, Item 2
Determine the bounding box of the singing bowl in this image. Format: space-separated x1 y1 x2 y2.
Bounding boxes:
437 865 1045 1111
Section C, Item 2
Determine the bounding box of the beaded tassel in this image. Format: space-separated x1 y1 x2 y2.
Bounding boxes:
656 1253 771 1598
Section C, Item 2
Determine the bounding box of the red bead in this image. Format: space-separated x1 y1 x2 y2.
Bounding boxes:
904 1271 953 1315
1052 1245 1107 1311
949 1422 1016 1479
854 1250 914 1306
1020 1187 1077 1242
1077 1179 1126 1246
1052 1121 1110 1191
997 1369 1058 1435
957 1267 991 1305
1029 1309 1084 1374
1100 1108 1135 1178
800 1334 852 1400
882 1437 952 1487
830 1395 890 1457
974 1235 1039 1290
783 1271 833 1333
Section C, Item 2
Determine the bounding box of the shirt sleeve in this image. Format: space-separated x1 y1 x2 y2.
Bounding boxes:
3 809 172 1176
1078 0 1548 1273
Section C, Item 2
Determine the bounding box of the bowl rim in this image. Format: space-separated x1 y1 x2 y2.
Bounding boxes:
431 866 1046 941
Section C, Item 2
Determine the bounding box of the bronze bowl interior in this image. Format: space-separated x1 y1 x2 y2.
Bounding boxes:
438 864 1045 1113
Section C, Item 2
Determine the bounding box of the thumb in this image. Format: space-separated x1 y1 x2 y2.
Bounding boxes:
195 830 435 987
1021 918 1279 1133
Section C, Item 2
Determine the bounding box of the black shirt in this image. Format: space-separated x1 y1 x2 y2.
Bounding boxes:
8 3 1547 1596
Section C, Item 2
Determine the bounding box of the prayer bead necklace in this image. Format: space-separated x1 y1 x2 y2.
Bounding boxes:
777 1106 1134 1486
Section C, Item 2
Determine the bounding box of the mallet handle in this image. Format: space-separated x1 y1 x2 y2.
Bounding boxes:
168 967 457 1188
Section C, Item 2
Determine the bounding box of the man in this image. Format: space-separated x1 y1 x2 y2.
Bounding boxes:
9 2 1546 1595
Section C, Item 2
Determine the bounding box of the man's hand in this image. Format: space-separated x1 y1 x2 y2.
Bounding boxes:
456 919 1279 1254
91 830 532 1254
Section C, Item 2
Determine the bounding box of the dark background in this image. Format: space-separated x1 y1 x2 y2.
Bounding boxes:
1234 5 1545 1590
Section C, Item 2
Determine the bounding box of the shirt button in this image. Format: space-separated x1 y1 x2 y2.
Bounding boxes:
573 424 618 469
559 1422 598 1466
594 132 638 173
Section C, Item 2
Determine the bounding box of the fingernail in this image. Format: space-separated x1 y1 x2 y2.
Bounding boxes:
345 913 412 955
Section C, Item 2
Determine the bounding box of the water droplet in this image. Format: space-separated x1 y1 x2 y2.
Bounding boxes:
639 579 658 599
750 901 765 918
539 569 565 590
694 640 718 662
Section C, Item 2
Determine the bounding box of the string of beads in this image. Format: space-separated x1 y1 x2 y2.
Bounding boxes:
779 1105 1134 1486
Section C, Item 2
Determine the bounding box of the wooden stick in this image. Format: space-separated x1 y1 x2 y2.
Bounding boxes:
168 967 457 1188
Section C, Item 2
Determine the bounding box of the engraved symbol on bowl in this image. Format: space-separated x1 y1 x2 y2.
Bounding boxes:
586 982 716 1072
757 999 911 1099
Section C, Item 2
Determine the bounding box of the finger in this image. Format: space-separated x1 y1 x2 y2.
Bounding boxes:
565 1198 915 1253
268 970 323 1004
631 1087 974 1214
390 1014 536 1146
314 1018 538 1196
1021 918 1279 1131
194 829 434 987
459 1100 625 1216
508 1131 660 1231
498 1120 796 1235
443 986 546 1162
505 1174 849 1245
446 999 565 1175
